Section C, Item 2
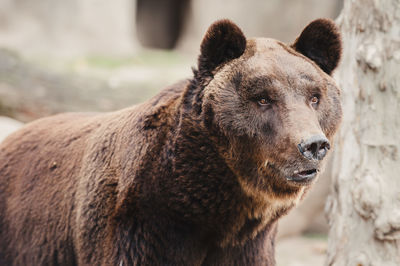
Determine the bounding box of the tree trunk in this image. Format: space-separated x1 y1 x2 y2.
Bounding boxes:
326 0 400 265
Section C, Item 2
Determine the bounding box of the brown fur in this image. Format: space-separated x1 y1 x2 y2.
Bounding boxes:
0 19 342 265
292 18 342 75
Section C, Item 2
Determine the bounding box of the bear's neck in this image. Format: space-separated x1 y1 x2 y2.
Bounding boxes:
125 80 299 247
157 93 288 246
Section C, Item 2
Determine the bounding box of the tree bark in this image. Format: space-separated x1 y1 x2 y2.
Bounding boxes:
326 0 400 265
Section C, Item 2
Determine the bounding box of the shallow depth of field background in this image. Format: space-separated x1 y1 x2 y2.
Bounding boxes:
0 1 344 265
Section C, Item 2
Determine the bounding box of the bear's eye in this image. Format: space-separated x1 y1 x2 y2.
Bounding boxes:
258 98 271 106
310 95 320 107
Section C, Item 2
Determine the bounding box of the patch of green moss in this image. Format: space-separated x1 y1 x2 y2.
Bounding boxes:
83 50 188 69
84 56 135 68
303 232 328 240
0 100 14 117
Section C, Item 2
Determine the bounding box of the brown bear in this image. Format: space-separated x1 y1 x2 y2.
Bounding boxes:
0 18 342 265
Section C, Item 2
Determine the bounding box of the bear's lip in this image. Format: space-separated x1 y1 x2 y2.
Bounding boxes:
286 168 318 184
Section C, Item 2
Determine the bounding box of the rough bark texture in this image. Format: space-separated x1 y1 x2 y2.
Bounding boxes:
326 0 400 265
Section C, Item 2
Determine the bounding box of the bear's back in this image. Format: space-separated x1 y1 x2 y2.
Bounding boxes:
0 112 107 264
0 80 186 265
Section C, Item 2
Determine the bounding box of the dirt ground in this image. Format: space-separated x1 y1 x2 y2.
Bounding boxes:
276 235 327 266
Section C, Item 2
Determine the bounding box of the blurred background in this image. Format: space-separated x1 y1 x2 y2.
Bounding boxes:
0 0 343 121
0 1 344 265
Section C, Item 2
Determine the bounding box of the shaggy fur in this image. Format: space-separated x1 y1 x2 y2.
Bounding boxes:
292 18 342 75
0 19 342 265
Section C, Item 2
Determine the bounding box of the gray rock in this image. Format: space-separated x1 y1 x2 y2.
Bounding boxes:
0 116 23 143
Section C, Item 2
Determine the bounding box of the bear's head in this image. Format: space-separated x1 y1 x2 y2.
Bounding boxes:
197 19 342 200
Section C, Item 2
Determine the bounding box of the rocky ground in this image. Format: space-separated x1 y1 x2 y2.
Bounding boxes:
0 116 23 142
0 49 193 122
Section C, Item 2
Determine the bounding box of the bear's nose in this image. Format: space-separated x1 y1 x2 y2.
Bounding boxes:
298 135 330 160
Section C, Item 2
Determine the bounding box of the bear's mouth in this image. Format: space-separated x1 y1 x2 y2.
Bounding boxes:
286 168 317 184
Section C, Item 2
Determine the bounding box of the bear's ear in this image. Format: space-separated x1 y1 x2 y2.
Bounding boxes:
292 18 342 75
198 19 246 76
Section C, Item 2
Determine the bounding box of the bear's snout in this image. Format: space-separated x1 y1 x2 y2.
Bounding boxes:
298 135 330 161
